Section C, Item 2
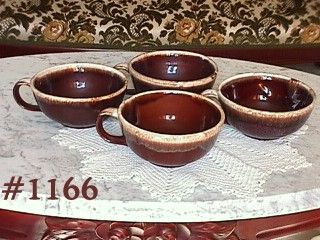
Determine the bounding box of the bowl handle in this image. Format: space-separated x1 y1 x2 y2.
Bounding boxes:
114 63 136 96
96 108 127 146
202 89 230 125
201 89 220 103
13 80 41 111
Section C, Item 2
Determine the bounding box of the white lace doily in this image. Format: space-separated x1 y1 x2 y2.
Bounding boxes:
52 121 311 201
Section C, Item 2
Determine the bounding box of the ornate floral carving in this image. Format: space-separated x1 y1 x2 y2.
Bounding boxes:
301 23 320 43
230 8 292 44
42 20 68 42
0 17 16 37
71 30 95 43
201 30 225 44
43 217 238 240
275 0 307 17
0 0 319 47
175 18 200 43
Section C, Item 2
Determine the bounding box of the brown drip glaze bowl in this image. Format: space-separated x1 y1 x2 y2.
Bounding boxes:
216 73 316 140
96 90 225 167
13 63 128 128
115 50 218 94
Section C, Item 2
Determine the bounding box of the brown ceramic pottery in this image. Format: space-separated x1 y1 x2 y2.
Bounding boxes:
96 90 225 167
115 50 218 94
13 63 128 128
214 73 316 140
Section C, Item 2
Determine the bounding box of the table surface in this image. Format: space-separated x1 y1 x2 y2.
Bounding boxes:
0 51 319 222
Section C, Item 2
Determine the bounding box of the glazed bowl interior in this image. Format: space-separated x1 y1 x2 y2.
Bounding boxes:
34 68 126 98
122 92 222 135
221 76 314 112
131 53 216 82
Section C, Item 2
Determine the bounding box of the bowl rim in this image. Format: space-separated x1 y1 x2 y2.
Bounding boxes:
30 63 128 103
218 72 316 117
128 50 218 88
117 89 225 142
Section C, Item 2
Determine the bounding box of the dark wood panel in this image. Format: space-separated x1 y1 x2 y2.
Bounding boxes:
1 42 319 65
0 209 45 240
1 208 320 239
236 209 320 240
